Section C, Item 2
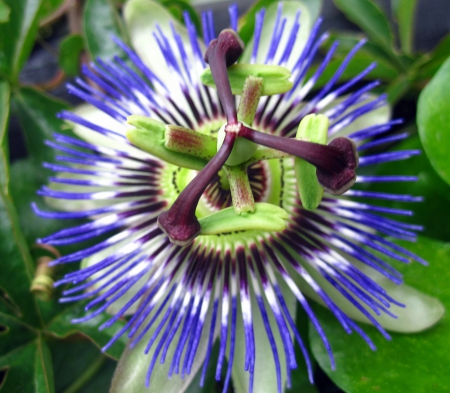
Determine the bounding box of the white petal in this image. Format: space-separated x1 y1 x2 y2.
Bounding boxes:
232 277 297 393
123 0 202 106
240 0 320 71
110 287 216 393
327 95 392 139
291 259 444 333
70 104 149 159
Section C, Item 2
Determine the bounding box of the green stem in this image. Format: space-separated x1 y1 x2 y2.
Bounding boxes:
61 354 106 393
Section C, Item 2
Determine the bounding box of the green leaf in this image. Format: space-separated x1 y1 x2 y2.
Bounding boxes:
0 340 55 393
0 305 36 357
0 1 10 23
0 315 54 393
49 337 112 393
310 236 450 393
417 56 450 186
58 34 84 76
0 81 42 328
0 0 43 83
83 0 128 60
394 0 418 56
14 88 73 178
0 78 9 179
414 33 450 80
9 159 85 248
161 0 201 33
78 357 116 393
386 74 411 104
332 0 394 55
39 0 64 20
45 301 127 360
238 0 321 46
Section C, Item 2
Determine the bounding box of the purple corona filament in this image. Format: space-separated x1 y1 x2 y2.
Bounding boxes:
34 3 427 393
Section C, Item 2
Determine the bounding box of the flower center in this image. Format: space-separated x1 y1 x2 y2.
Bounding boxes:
127 29 359 246
201 160 270 212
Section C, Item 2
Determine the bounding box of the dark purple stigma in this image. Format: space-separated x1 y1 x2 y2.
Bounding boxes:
239 126 359 195
158 30 243 245
316 137 359 195
204 29 244 124
158 132 237 245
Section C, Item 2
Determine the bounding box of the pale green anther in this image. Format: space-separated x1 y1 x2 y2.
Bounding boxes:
127 115 208 171
294 114 329 211
164 124 217 160
225 165 256 215
217 125 257 166
201 64 293 96
238 75 263 125
199 202 288 235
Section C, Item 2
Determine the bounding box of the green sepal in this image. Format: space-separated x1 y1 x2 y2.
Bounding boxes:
164 124 217 160
201 64 293 96
294 114 328 210
126 115 208 171
199 202 288 235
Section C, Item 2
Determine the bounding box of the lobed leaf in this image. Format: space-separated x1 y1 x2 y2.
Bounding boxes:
58 34 84 77
83 0 128 61
14 88 74 179
0 82 42 328
0 0 43 83
332 0 394 58
394 0 418 56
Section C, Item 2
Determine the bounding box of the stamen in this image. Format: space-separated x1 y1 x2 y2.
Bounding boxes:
239 125 359 195
158 132 237 246
225 164 256 214
164 124 217 160
238 75 263 126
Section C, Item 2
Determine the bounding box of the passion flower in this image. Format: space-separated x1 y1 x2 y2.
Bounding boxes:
34 1 430 392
